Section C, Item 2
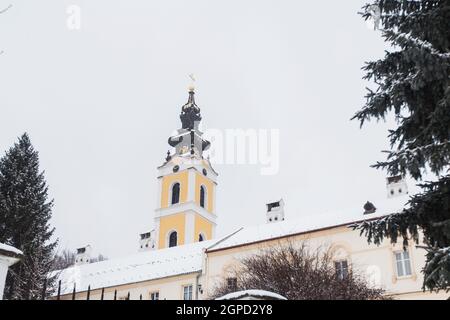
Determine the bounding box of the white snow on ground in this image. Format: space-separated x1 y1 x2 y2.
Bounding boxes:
52 240 216 295
0 243 23 256
208 195 409 252
216 289 287 300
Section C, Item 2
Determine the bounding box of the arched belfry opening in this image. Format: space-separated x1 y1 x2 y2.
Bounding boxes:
200 185 206 208
171 183 180 205
169 231 178 248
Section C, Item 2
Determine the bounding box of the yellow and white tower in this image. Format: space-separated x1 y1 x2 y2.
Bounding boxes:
153 86 218 250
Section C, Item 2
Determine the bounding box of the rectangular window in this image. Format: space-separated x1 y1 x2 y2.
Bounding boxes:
395 250 412 277
150 291 159 300
226 277 237 291
183 285 193 300
334 260 349 280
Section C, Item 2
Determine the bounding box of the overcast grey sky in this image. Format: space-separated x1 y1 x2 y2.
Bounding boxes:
0 1 417 258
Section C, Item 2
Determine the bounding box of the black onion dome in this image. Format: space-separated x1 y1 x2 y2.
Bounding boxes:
166 88 211 158
180 89 202 130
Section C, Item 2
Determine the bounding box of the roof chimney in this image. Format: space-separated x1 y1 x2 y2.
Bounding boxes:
386 175 408 198
363 201 376 215
75 245 92 266
266 199 285 223
139 230 155 252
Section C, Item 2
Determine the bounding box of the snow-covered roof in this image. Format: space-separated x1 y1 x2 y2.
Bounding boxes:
0 243 23 257
52 240 215 295
208 195 409 252
50 193 410 295
216 289 287 300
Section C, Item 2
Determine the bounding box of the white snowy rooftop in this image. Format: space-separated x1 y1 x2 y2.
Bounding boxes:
51 193 410 295
53 240 215 295
216 289 287 300
0 243 23 257
208 195 410 252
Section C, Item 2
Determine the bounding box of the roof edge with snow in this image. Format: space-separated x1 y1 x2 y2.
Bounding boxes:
206 214 388 253
0 243 23 258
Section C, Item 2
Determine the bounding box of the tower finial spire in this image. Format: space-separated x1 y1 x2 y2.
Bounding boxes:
179 78 201 130
167 81 210 157
188 73 196 93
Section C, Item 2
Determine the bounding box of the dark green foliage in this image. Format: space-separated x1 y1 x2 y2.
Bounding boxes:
352 0 450 292
0 133 57 299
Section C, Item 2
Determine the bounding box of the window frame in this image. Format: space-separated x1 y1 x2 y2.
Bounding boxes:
226 277 238 291
150 291 160 301
394 250 412 278
183 284 193 300
334 260 349 280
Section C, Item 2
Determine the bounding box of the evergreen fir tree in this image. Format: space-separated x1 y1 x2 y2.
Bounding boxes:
352 0 450 292
0 133 57 299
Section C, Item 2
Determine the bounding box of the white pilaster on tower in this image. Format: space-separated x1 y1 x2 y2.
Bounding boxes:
187 169 196 202
185 212 195 244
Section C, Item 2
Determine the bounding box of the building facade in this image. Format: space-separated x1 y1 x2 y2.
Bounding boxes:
53 88 448 300
204 215 448 300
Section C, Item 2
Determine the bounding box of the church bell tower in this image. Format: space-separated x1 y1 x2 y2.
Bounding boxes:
153 85 218 250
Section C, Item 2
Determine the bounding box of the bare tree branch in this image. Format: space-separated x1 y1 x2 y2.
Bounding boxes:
0 4 12 15
210 241 388 300
0 4 12 55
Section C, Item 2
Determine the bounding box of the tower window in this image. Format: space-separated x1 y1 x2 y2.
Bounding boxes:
171 183 180 205
200 185 206 208
199 233 205 242
169 231 178 248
